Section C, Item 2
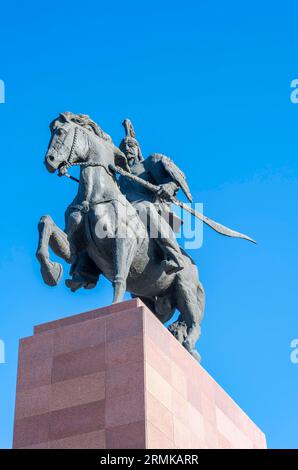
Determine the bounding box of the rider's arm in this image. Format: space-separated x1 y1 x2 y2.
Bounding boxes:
146 157 179 200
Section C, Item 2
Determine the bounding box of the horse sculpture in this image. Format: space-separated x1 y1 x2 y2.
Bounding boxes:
36 113 205 361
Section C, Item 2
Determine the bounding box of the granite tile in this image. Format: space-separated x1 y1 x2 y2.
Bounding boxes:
145 363 172 411
13 412 50 448
17 355 53 391
50 371 105 410
106 421 146 449
15 384 50 419
145 336 171 383
49 429 105 449
106 361 144 398
49 400 105 441
106 307 143 343
53 317 106 356
105 391 145 428
106 334 143 368
52 344 105 383
146 392 174 440
146 421 174 449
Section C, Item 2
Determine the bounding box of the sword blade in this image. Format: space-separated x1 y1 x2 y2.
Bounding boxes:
173 198 256 244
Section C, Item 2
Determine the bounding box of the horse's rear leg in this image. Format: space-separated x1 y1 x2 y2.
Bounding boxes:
175 277 205 361
36 215 71 286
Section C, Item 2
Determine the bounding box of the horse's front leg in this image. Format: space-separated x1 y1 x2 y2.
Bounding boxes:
112 235 137 303
36 215 71 286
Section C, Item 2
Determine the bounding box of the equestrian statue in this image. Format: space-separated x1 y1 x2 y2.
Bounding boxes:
36 112 255 361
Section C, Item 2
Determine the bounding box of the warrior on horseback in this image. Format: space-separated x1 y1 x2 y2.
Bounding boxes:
36 111 254 361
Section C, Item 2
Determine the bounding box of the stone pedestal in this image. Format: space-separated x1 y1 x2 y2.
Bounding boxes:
13 299 266 449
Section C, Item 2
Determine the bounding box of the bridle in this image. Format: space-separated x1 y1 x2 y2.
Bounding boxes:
57 125 113 183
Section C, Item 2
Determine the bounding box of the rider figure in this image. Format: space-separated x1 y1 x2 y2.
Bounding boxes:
118 119 188 274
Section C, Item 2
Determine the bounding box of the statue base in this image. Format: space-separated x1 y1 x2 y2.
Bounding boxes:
13 299 266 449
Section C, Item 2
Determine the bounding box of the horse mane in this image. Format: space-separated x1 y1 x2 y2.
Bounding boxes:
49 112 113 142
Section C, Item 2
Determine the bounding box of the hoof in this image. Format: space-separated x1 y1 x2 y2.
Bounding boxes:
182 339 201 362
41 261 63 286
66 273 98 292
84 282 97 290
65 278 91 292
65 278 82 292
191 349 201 362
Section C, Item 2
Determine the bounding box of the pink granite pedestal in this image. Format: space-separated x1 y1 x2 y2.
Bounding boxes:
13 299 266 449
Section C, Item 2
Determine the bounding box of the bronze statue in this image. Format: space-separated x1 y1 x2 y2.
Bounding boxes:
36 112 254 361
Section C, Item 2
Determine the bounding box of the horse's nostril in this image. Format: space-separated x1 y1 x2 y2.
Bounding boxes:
48 155 55 162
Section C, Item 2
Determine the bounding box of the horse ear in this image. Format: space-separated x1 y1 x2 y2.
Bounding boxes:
49 112 71 134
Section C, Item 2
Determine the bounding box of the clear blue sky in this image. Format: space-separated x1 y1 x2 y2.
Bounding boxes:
0 0 297 449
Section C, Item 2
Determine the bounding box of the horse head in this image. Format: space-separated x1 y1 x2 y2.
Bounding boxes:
45 112 129 176
45 112 80 174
